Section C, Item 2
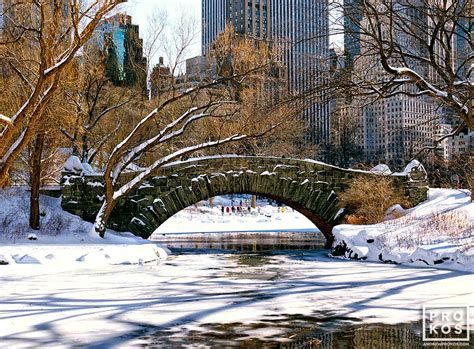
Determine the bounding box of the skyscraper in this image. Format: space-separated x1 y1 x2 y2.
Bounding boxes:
92 13 147 88
201 0 330 150
271 1 330 145
202 0 227 55
0 1 4 31
454 0 471 81
343 0 362 67
349 0 439 163
229 0 270 39
202 0 270 54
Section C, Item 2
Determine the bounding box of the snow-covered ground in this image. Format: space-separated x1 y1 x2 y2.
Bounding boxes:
1 251 472 347
333 189 474 273
153 196 318 236
0 189 169 266
0 190 314 265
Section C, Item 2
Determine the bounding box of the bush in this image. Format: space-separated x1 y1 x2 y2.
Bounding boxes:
40 213 69 236
339 176 410 225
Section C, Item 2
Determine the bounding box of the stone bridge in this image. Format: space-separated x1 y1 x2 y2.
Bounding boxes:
61 156 428 247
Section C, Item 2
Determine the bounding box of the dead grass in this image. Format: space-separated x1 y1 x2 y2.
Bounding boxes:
377 209 473 250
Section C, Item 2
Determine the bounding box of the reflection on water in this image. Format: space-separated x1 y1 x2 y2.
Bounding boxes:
137 315 474 348
152 231 326 252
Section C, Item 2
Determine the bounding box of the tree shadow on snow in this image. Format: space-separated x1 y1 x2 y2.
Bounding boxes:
0 261 470 348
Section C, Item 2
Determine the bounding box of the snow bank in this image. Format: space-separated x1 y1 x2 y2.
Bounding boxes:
0 188 169 266
370 164 392 175
332 189 474 272
0 244 168 266
64 155 95 174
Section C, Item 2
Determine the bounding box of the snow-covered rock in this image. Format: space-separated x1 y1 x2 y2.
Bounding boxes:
0 254 9 265
384 204 406 220
332 188 474 272
13 254 41 264
370 164 392 175
403 159 425 175
64 156 95 174
27 233 37 241
64 155 84 173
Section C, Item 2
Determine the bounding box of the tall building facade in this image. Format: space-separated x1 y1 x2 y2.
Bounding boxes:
0 0 4 30
202 0 270 54
455 0 472 78
92 13 147 88
201 0 330 151
271 1 330 145
439 125 474 161
343 0 362 67
228 0 270 39
348 0 439 163
149 57 171 99
202 0 227 55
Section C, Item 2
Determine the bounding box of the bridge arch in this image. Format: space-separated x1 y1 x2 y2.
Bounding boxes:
132 173 339 244
61 156 429 247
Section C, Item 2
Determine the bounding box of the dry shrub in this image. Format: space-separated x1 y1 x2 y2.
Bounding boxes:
381 209 473 249
40 213 69 236
416 210 473 241
340 176 410 224
345 215 366 225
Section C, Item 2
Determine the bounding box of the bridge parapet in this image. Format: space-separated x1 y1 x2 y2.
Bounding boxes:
61 156 428 245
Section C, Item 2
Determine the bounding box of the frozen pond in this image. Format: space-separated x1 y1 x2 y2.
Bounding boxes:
1 232 473 348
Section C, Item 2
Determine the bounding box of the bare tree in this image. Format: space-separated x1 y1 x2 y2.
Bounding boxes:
142 8 167 73
324 0 472 197
0 0 125 187
93 28 288 237
62 47 136 164
325 100 365 167
333 0 472 135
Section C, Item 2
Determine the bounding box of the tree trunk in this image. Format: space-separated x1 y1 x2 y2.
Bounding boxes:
470 181 474 202
29 132 45 230
94 198 116 238
209 197 214 208
81 134 88 163
251 194 257 209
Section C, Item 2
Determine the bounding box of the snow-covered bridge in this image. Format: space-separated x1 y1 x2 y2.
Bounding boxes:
61 156 428 247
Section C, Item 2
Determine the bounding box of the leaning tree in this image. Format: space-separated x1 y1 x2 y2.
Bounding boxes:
93 27 294 237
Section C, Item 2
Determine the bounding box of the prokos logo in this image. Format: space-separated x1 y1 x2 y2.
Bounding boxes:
422 305 470 343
